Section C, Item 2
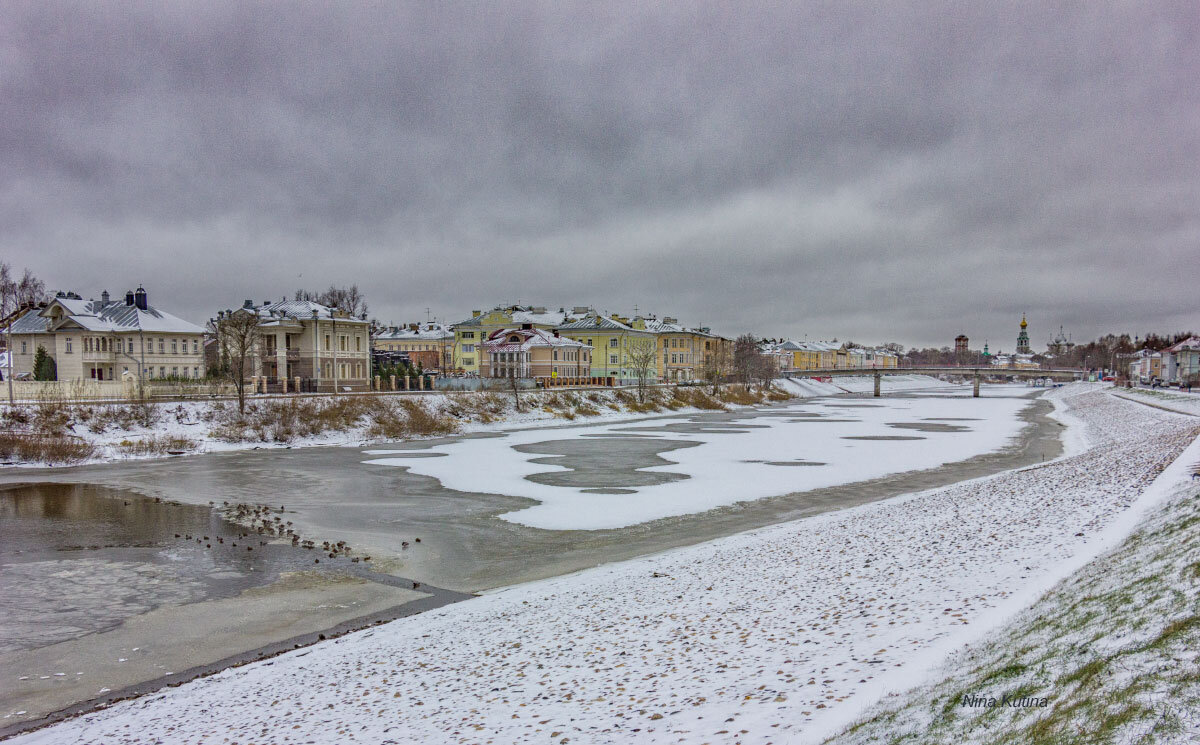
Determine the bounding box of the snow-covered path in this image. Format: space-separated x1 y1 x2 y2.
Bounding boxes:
8 387 1197 745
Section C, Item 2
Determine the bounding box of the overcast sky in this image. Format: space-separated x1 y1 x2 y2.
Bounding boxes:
3 2 1197 350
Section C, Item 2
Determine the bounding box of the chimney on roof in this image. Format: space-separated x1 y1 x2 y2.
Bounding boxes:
521 323 533 330
243 299 254 309
134 286 148 311
125 290 135 306
101 290 110 304
472 310 481 318
572 306 590 315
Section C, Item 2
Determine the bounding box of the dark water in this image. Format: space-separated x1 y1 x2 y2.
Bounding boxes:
0 484 390 652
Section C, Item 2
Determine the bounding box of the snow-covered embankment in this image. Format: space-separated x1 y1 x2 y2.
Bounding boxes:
9 385 1195 745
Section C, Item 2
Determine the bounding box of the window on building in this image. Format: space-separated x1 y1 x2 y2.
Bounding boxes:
193 367 199 378
65 338 73 353
463 357 473 366
159 366 166 378
355 336 361 352
193 339 199 354
21 341 27 354
325 334 331 350
171 340 177 354
463 344 474 353
461 331 475 339
610 354 618 364
609 338 618 347
172 366 179 377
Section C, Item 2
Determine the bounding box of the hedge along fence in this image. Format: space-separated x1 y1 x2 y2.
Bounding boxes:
4 379 237 403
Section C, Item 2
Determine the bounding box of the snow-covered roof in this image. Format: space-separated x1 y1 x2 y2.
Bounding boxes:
557 315 641 332
375 322 453 341
242 299 368 325
1167 337 1200 352
454 305 580 328
10 293 204 335
635 317 685 333
480 328 592 353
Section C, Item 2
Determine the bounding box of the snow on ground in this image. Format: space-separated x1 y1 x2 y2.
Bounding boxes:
824 413 1200 745
1111 385 1200 416
364 391 1032 530
10 385 1197 745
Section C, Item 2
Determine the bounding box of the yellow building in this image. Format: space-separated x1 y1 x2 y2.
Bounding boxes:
557 313 658 385
451 305 585 375
630 316 703 382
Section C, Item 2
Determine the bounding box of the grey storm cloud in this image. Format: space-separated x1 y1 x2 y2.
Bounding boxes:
2 1 1197 349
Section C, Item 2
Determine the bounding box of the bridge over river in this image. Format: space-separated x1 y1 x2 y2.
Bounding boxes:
781 366 1086 397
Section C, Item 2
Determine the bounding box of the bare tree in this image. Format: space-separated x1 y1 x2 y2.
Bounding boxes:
701 340 732 395
295 285 368 317
216 310 261 414
753 350 778 391
733 334 761 387
1 264 47 402
626 336 659 403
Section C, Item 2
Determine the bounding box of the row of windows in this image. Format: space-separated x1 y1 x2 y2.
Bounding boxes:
380 342 446 351
143 366 202 379
320 361 366 378
323 334 363 352
22 336 200 356
551 349 588 361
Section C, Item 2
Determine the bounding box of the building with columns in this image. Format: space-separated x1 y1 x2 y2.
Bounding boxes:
215 299 371 392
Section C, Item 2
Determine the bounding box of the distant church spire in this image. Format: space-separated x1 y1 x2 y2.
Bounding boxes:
1016 314 1031 354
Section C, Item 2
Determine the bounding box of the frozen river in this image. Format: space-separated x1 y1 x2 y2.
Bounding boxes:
1 387 1058 594
364 392 1034 529
0 385 1061 730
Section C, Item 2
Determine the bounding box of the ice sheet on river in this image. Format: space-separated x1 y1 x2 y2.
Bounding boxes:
364 394 1033 529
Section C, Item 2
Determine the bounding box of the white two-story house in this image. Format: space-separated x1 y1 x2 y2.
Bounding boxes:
8 287 206 382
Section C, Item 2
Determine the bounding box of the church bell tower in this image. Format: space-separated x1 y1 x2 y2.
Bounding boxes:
1016 314 1031 355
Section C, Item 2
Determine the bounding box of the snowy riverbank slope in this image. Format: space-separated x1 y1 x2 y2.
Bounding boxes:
10 385 1194 745
824 404 1200 745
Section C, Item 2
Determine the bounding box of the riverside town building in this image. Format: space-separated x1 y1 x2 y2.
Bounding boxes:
215 299 371 393
7 288 205 382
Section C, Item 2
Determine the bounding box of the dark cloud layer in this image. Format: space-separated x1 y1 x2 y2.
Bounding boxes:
3 1 1197 349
